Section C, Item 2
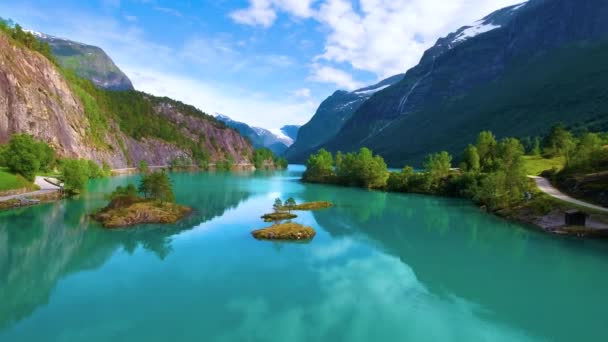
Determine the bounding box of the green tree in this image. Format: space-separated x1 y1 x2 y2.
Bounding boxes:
253 148 274 169
273 198 283 212
216 155 235 171
423 151 452 191
476 131 497 171
285 198 296 213
335 148 388 188
303 148 334 182
531 137 542 156
102 161 112 177
61 159 89 194
460 144 480 173
474 138 528 210
569 132 604 171
138 160 149 174
543 124 576 162
274 157 288 170
87 160 105 179
138 171 175 203
387 166 415 192
4 134 55 180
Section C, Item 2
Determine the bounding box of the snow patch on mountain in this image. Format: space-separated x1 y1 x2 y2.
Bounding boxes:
453 21 501 43
269 129 293 145
354 84 391 96
511 2 528 12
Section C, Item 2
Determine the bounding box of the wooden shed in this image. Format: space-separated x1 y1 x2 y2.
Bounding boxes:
565 210 587 226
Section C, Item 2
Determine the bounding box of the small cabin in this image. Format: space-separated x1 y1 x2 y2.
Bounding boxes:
565 210 587 226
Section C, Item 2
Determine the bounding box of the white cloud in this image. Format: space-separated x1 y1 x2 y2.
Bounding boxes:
154 6 183 17
232 0 526 81
230 0 277 28
308 63 363 90
229 0 316 28
126 66 317 128
292 88 312 98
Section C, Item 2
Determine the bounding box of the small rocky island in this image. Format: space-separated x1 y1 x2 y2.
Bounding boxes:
252 222 316 241
93 171 192 229
253 198 333 241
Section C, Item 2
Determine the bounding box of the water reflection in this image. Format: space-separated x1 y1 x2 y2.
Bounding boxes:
0 172 252 328
301 184 608 342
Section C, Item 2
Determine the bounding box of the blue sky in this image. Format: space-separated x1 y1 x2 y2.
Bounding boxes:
0 0 523 129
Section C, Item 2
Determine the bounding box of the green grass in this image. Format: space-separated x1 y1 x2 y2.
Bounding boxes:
523 156 565 176
0 168 34 192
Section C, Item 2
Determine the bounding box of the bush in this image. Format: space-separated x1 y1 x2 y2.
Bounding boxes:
3 134 55 180
216 156 235 171
61 159 90 194
87 160 105 179
138 160 149 174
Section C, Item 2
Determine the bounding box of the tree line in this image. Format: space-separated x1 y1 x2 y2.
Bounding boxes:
303 125 608 212
0 19 56 65
0 134 111 194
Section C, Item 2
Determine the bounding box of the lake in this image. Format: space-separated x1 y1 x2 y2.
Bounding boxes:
0 165 607 342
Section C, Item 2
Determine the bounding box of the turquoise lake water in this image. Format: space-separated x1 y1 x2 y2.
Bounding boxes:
1 165 607 341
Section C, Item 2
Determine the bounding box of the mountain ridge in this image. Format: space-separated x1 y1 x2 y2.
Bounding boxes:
284 73 404 162
309 0 608 166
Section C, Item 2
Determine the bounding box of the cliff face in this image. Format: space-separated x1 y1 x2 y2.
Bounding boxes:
0 33 253 168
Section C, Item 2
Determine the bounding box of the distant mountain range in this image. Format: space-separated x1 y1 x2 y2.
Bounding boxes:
215 114 300 155
287 0 608 166
29 31 134 91
284 73 404 162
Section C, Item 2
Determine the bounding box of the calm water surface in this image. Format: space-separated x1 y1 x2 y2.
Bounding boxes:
1 165 607 341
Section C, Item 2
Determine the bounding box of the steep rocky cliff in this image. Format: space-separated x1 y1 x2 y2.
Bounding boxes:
0 32 253 168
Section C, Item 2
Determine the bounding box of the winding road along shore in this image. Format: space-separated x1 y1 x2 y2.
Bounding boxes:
529 176 608 213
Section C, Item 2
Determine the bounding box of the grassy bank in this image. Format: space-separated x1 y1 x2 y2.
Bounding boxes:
0 168 36 192
522 156 565 176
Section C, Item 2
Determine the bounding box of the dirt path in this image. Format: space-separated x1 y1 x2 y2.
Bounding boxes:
529 176 608 213
0 176 61 202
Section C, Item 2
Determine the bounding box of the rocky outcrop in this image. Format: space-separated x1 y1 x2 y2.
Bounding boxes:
0 32 253 168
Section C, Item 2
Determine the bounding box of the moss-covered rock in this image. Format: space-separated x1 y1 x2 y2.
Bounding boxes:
93 199 192 228
261 212 297 222
291 201 333 211
252 222 316 241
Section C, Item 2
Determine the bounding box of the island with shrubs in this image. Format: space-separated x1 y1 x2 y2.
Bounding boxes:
93 171 192 228
253 197 333 241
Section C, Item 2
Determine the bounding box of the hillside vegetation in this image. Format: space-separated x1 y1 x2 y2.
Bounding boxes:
0 19 253 168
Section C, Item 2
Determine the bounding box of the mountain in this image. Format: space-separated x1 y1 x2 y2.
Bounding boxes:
30 31 134 91
0 28 252 168
284 73 404 162
311 0 608 166
215 115 295 155
280 125 300 141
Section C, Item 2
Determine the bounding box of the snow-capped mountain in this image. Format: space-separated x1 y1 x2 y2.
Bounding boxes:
314 0 608 166
283 73 404 162
215 114 297 155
